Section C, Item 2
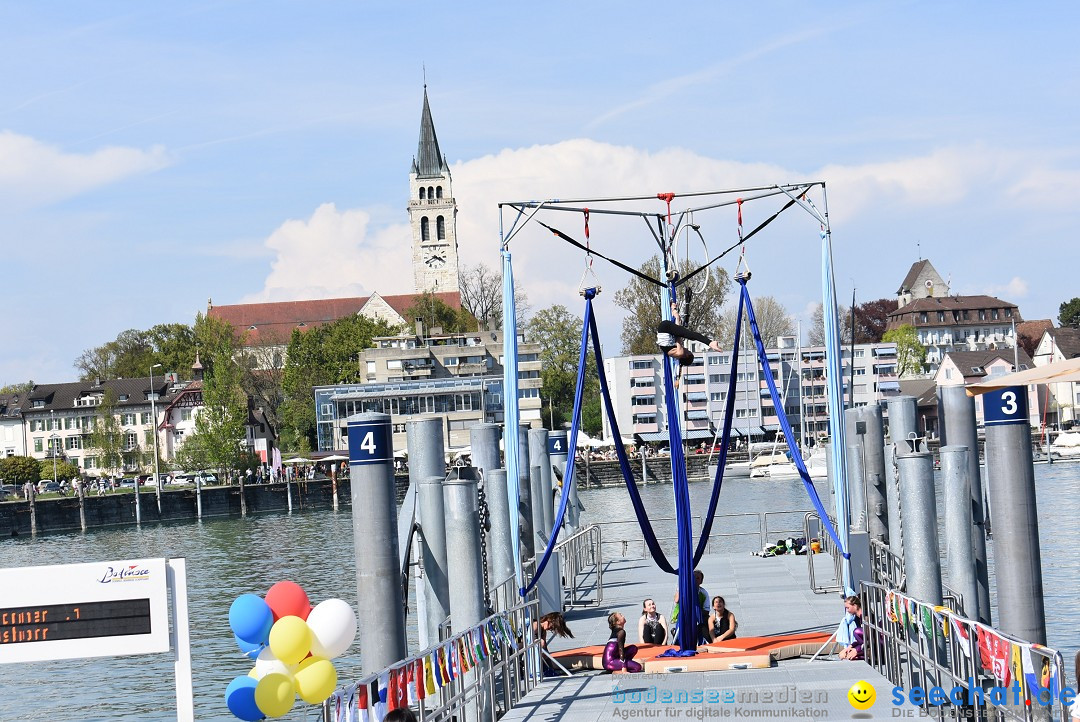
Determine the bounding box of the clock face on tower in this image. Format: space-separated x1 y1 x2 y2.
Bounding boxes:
425 253 446 268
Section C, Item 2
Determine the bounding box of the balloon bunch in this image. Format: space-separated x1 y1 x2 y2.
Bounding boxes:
224 580 357 720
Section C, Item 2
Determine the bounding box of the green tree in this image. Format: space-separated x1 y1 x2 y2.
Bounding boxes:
75 324 197 382
86 389 125 475
526 304 599 430
280 313 397 451
1059 297 1080 328
613 256 731 355
0 381 34 395
402 292 474 335
189 313 249 478
882 324 927 377
40 458 80 483
0 456 41 484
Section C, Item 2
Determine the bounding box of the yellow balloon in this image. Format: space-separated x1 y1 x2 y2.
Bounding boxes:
248 667 258 679
269 615 312 666
254 672 295 718
294 656 338 705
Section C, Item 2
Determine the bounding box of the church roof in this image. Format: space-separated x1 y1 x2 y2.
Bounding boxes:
209 292 462 347
897 259 933 295
411 87 449 179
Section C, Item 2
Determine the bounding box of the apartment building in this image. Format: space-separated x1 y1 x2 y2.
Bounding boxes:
315 329 542 451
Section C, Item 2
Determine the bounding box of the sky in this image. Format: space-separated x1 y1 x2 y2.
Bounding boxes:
2 1 1079 386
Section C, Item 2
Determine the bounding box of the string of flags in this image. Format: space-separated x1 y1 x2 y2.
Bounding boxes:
884 590 1063 700
329 613 519 722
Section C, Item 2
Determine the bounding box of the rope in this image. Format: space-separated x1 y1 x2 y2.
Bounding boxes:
537 221 665 287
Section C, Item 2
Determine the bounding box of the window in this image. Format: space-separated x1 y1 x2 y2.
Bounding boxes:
630 360 653 370
920 312 928 323
427 186 434 198
633 414 656 425
32 400 45 408
631 378 654 388
84 457 97 469
65 437 81 450
710 392 726 402
708 356 720 365
437 216 445 240
1005 308 1013 318
141 412 152 424
64 417 73 430
387 360 402 370
945 368 953 380
419 187 426 200
421 217 430 241
32 420 44 432
938 311 945 322
971 366 984 374
118 394 129 401
992 309 999 320
709 374 721 383
519 353 539 362
34 439 42 453
518 388 539 399
631 396 654 406
854 368 867 376
436 186 443 199
123 413 137 426
124 433 138 450
978 310 986 321
855 349 865 358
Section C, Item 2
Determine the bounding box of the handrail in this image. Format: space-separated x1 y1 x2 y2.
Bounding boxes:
325 592 542 722
552 523 603 608
862 580 1069 722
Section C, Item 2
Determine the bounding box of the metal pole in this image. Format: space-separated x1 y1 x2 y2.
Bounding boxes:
443 466 491 722
940 445 978 620
151 363 162 514
528 428 554 538
937 385 991 625
408 417 449 650
484 469 514 592
885 395 918 555
843 408 867 531
983 387 1047 644
895 440 943 606
348 412 406 671
470 423 502 479
860 404 889 544
516 423 534 561
549 430 572 531
529 464 547 550
195 477 202 519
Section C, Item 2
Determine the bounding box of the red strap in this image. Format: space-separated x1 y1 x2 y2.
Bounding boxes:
656 192 675 227
583 208 590 240
736 198 744 241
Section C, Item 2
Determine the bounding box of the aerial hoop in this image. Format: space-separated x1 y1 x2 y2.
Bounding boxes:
673 212 711 295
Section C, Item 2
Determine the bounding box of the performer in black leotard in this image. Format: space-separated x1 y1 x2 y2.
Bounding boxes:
707 596 737 642
638 598 669 645
656 302 723 366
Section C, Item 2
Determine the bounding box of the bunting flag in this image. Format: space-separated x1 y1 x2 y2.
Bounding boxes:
950 617 971 657
424 654 437 695
920 605 934 638
932 606 950 638
500 616 518 649
1021 645 1041 699
483 624 494 658
440 645 453 682
355 683 369 722
405 661 417 704
978 628 1012 685
465 633 478 667
885 593 898 623
331 689 344 722
478 627 490 660
431 651 444 689
489 620 503 650
1037 650 1061 698
412 659 424 702
390 667 408 711
374 675 389 722
458 637 472 673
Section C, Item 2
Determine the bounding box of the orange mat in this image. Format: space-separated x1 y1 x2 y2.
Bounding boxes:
550 631 840 674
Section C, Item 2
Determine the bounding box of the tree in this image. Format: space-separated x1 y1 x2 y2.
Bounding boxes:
526 305 598 430
0 380 33 395
75 324 197 382
459 262 531 331
42 458 80 482
402 292 474 335
1017 332 1039 358
86 389 125 476
852 298 899 343
280 313 397 451
882 324 927 377
718 295 795 349
613 256 731 355
1059 297 1080 328
808 303 851 346
189 313 249 478
0 456 41 484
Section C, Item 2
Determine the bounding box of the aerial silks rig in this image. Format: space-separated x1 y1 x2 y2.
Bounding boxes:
499 184 853 654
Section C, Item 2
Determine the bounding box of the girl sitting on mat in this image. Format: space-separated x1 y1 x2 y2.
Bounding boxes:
638 598 669 645
603 612 643 673
707 596 738 643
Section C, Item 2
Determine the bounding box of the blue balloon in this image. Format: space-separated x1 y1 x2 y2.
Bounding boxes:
235 634 264 659
230 594 273 645
225 675 263 721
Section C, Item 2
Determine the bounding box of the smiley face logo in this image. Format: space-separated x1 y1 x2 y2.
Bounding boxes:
847 680 876 710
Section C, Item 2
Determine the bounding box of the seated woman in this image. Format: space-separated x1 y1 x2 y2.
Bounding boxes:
656 302 723 366
638 598 668 645
707 596 738 643
602 612 643 673
838 596 864 660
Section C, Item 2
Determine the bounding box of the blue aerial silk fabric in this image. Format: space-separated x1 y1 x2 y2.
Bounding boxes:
501 249 524 594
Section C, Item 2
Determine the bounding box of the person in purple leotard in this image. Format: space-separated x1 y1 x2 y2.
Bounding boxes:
603 612 643 673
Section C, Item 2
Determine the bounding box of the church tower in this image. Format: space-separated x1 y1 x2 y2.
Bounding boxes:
409 87 460 294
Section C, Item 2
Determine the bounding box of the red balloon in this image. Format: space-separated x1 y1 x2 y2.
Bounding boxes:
265 581 312 621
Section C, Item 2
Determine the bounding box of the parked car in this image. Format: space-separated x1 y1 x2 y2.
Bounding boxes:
118 478 138 489
39 482 61 494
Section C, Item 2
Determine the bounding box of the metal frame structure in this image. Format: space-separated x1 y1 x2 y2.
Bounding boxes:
497 182 854 605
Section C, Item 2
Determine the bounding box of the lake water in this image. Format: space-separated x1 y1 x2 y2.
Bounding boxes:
0 463 1076 720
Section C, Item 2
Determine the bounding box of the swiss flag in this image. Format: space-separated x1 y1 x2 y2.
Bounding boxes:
978 628 1012 686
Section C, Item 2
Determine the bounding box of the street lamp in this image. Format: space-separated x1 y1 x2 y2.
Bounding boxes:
150 363 162 510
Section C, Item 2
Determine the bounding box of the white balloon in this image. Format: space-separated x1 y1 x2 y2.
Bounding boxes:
253 646 298 680
306 599 357 659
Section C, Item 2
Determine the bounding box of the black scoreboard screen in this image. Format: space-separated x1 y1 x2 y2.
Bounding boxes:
0 599 152 645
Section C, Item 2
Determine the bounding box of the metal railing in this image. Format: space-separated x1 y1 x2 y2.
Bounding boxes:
804 512 842 594
593 510 817 560
862 581 1069 722
325 591 542 722
554 523 603 608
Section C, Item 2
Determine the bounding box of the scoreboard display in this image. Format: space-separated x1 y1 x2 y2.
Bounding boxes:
0 559 170 663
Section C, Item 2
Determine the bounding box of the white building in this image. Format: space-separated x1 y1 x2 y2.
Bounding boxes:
0 394 26 457
1032 327 1080 427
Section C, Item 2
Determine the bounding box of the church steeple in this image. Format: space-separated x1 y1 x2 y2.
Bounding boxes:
411 86 449 179
409 86 460 295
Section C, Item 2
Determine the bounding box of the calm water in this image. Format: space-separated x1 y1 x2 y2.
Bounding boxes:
0 464 1076 720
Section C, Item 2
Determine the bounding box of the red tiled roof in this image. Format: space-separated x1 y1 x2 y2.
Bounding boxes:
887 295 1022 329
209 292 461 346
1017 319 1054 341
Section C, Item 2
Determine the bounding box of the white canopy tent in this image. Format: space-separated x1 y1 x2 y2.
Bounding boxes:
966 356 1080 395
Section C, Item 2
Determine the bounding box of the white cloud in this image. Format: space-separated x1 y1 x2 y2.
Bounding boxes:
243 203 413 303
982 276 1029 299
0 130 170 208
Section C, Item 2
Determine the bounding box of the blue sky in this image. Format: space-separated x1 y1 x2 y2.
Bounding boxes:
3 2 1079 385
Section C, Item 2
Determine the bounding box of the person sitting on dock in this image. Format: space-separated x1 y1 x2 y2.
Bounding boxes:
670 570 711 643
838 596 864 660
656 302 723 367
638 598 668 645
602 612 643 673
707 596 738 643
